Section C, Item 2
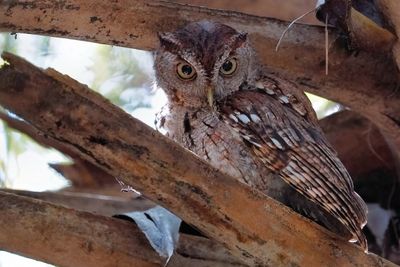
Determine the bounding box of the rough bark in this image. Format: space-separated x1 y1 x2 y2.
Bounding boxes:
175 235 245 266
0 111 115 187
0 188 155 216
1 0 399 152
172 0 321 25
0 191 244 267
1 100 394 184
376 0 400 68
0 111 76 156
0 52 396 267
0 191 161 267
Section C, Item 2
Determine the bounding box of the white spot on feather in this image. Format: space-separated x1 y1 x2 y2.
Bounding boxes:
229 114 238 123
250 114 261 123
249 140 262 148
255 81 264 89
312 187 324 197
307 189 317 198
265 88 275 95
242 134 251 141
270 137 284 149
285 167 307 183
293 104 307 116
279 95 289 104
238 114 250 124
266 142 275 148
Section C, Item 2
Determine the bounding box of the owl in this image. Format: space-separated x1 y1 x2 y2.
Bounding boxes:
154 21 368 251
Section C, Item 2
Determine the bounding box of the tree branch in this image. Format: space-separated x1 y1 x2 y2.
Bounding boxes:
0 191 161 267
0 52 395 266
171 0 321 25
376 1 400 68
0 191 244 267
0 110 118 188
320 110 395 179
0 188 155 216
1 98 394 183
0 111 116 188
0 0 399 149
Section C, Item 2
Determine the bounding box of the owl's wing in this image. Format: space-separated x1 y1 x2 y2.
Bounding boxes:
255 75 320 126
221 87 368 251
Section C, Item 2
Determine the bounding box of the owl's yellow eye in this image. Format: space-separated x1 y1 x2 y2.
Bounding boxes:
220 58 238 76
176 62 196 80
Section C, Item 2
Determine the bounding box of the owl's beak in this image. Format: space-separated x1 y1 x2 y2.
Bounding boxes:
207 86 214 108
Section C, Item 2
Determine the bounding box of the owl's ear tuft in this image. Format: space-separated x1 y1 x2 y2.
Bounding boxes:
158 32 181 53
231 33 248 49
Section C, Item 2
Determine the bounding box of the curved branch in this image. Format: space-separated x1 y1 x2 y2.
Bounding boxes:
0 188 155 216
0 0 399 149
0 52 396 267
0 191 161 267
0 191 244 267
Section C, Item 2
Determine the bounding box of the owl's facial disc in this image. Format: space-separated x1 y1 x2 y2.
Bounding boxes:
155 21 255 108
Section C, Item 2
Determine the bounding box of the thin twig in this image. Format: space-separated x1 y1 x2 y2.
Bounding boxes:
325 14 329 75
364 122 388 167
275 8 316 52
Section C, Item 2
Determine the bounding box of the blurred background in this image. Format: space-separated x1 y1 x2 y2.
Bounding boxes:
1 0 399 265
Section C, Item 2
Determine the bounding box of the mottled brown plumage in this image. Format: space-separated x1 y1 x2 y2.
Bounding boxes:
154 20 368 250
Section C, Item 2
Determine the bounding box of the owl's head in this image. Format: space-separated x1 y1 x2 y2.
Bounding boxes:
154 21 257 108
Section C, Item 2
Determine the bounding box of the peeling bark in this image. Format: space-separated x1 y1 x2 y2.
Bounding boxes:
0 52 396 267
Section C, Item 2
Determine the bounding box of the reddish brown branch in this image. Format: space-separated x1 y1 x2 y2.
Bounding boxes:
0 0 399 150
0 111 116 187
0 188 155 216
0 191 161 267
171 0 321 24
0 111 75 155
0 191 245 267
0 52 395 266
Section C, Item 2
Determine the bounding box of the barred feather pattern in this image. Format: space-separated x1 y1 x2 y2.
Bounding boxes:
154 20 368 252
220 83 368 251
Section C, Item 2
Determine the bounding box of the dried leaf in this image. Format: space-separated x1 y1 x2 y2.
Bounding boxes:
123 206 182 264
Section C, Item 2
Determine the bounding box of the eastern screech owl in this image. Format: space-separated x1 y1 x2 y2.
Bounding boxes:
154 20 368 250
